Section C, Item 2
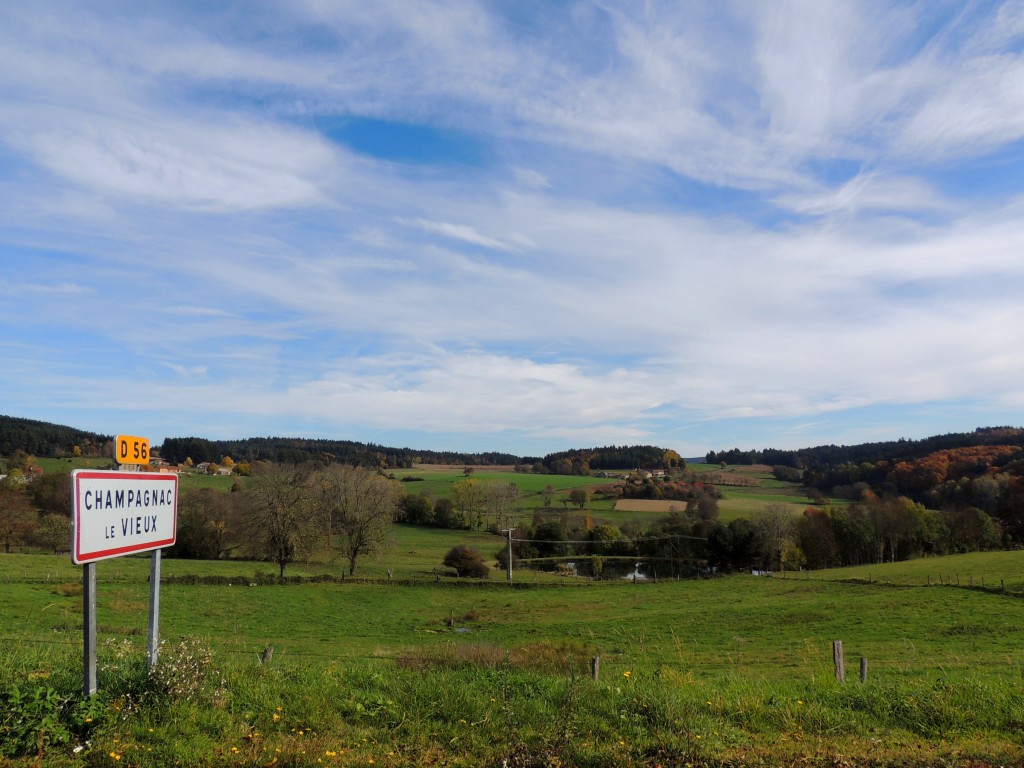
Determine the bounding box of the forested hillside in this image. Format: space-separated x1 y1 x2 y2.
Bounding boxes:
707 426 1024 468
540 445 685 474
708 426 1024 552
0 415 109 458
158 435 529 468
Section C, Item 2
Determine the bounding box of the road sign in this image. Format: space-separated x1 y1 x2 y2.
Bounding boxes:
115 434 150 465
71 470 177 564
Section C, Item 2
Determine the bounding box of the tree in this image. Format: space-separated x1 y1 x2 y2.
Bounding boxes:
432 497 456 528
0 481 36 553
29 472 71 517
242 464 316 579
869 497 919 562
797 509 839 569
686 489 720 522
318 465 399 576
397 493 433 525
34 513 70 554
172 488 239 559
568 488 591 510
944 506 1000 552
753 503 795 571
588 523 626 556
443 545 490 578
483 482 519 530
7 450 34 472
451 479 483 529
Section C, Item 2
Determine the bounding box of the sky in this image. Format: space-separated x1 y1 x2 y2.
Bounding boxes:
2 1 1024 460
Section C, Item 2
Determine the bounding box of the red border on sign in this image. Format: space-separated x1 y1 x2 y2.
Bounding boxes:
72 471 178 564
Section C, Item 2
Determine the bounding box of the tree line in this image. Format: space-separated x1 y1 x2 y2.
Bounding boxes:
494 495 1003 578
0 415 110 459
0 459 400 578
707 426 1024 469
158 436 529 469
539 445 685 475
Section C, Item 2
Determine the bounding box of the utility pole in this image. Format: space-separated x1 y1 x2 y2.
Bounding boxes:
502 528 513 581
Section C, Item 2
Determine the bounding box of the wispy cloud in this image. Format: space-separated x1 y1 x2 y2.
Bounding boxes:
404 218 525 252
1 1 1023 454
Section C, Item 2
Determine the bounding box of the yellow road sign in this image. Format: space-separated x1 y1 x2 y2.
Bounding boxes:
115 434 150 465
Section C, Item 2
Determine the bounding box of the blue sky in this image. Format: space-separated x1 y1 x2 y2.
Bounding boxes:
2 1 1024 458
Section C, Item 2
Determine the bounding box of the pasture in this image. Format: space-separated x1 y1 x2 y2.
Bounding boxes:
3 548 1024 767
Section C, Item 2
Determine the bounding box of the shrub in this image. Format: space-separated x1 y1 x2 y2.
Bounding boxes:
442 545 491 578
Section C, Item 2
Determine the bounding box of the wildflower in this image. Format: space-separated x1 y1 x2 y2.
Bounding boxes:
623 671 631 678
797 700 804 705
273 713 281 721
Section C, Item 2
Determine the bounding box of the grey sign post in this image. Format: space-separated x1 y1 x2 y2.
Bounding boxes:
71 465 178 696
82 562 97 697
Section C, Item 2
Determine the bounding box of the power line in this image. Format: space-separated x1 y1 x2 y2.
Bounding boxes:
510 532 706 545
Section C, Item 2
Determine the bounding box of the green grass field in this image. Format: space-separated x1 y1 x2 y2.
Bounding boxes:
399 467 611 508
816 549 1024 592
3 546 1024 767
6 463 1020 766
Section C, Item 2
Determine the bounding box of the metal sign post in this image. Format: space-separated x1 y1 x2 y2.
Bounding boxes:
71 441 176 696
83 562 97 697
148 549 161 670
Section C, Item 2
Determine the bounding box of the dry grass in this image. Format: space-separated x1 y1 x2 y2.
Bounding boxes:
614 499 689 513
396 639 594 673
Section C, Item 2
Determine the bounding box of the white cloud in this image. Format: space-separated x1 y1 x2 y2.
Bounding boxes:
12 111 336 212
0 282 92 295
405 218 523 252
3 2 1024 454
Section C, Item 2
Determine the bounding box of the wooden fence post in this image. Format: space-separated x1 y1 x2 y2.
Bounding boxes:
860 656 868 684
591 656 600 682
832 640 845 683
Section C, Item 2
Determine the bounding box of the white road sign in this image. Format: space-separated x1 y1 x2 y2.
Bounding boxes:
71 470 178 564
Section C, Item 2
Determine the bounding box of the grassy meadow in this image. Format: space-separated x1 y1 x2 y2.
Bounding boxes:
3 543 1024 767
4 462 1022 766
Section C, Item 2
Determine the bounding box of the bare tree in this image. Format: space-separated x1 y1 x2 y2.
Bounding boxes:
243 464 317 580
174 488 240 559
483 481 519 530
0 481 36 554
318 465 399 576
753 503 796 572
